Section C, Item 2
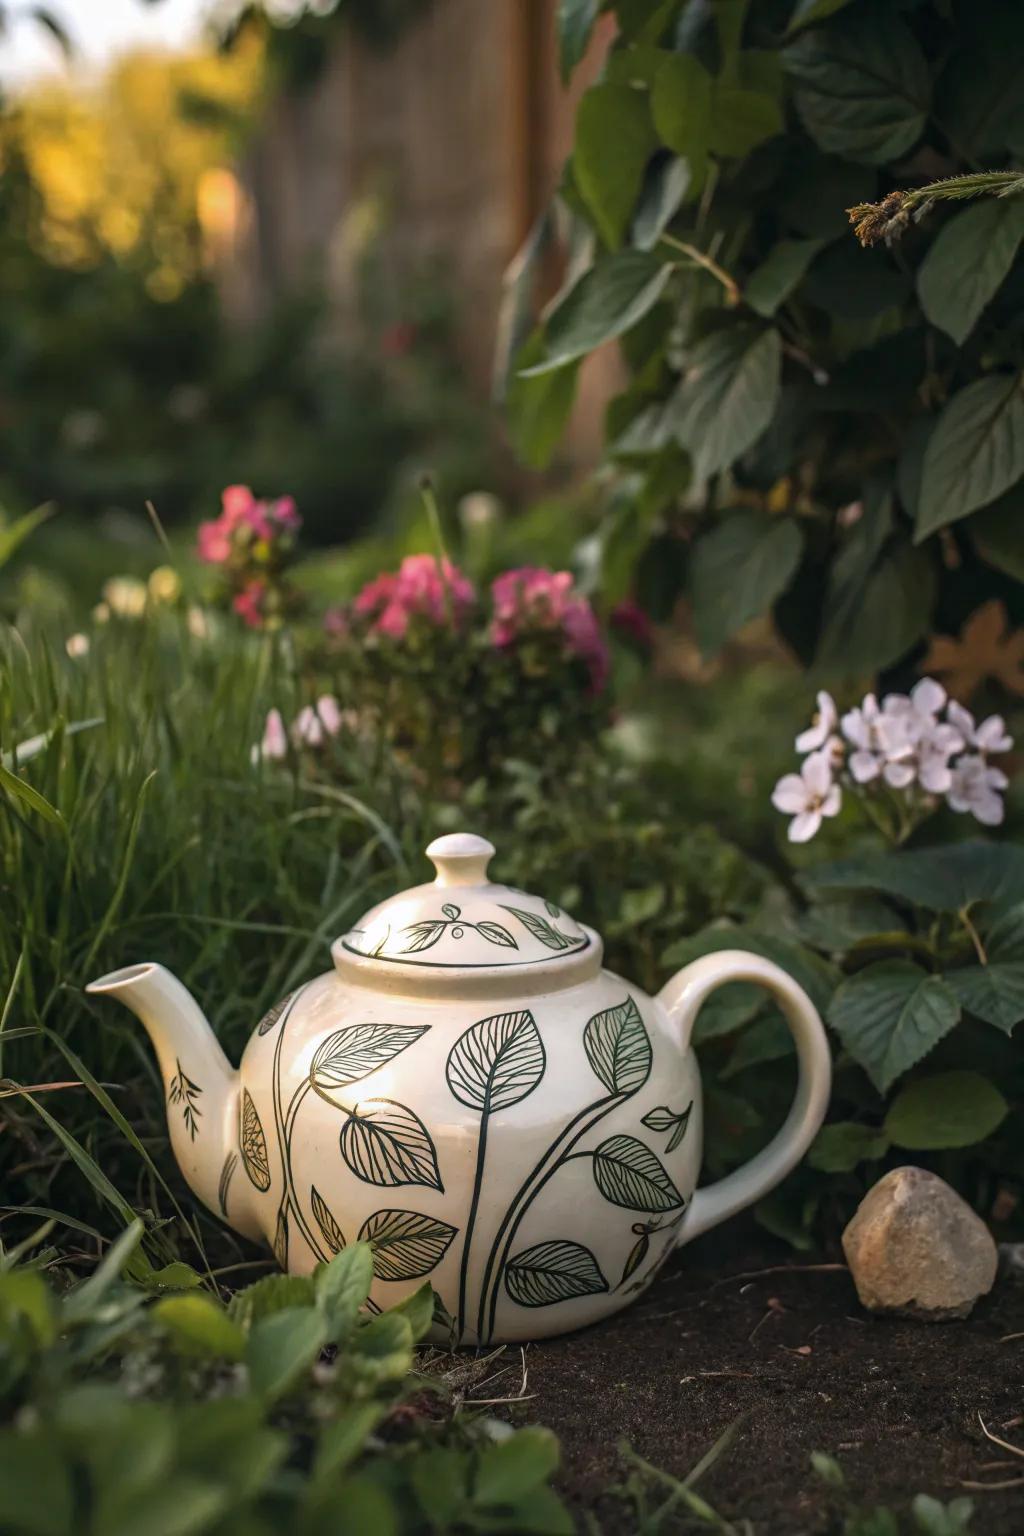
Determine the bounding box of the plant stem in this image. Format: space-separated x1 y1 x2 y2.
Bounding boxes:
659 233 740 305
959 905 987 965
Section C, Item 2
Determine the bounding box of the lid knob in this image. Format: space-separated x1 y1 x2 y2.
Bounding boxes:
426 832 495 888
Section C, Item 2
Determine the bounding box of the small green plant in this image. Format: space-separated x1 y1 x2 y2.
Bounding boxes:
0 1225 572 1535
811 1451 975 1535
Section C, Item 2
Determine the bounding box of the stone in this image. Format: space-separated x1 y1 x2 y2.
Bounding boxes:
842 1166 998 1321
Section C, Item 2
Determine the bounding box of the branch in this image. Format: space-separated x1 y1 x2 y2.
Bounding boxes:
848 171 1024 247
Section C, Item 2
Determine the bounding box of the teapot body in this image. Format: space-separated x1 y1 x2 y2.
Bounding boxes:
232 963 700 1346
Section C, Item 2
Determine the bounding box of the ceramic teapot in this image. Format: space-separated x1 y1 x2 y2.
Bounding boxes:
87 833 831 1344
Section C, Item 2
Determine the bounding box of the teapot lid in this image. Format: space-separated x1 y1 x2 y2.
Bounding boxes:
336 833 593 976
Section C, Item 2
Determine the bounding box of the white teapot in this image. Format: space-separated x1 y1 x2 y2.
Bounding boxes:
87 833 831 1344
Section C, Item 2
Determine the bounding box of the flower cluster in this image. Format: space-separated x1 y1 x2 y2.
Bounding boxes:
351 554 476 638
773 679 1013 843
197 485 301 630
251 695 350 764
490 567 610 693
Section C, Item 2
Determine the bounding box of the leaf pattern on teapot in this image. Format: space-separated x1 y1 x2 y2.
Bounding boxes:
504 1241 608 1307
358 1208 459 1282
339 1099 443 1191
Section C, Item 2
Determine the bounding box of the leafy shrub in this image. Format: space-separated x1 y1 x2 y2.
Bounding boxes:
506 0 1024 673
0 1230 572 1535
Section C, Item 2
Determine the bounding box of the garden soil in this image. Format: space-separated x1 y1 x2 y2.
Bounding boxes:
504 1224 1024 1534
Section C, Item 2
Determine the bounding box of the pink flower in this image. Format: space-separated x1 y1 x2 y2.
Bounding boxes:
197 519 233 564
610 599 654 650
222 484 258 524
353 555 475 637
490 567 610 692
233 580 266 628
197 486 302 567
251 708 288 764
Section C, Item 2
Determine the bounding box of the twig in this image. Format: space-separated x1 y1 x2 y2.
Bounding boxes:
978 1412 1024 1459
961 1477 1024 1492
660 233 740 306
713 1263 847 1288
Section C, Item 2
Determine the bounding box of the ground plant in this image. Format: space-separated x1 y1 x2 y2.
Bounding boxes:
506 0 1024 674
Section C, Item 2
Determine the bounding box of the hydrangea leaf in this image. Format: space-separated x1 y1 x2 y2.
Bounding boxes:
827 960 960 1093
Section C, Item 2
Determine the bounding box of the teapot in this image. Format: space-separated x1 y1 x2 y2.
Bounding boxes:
87 833 831 1345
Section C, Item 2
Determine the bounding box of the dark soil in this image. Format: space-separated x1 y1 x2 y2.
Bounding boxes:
512 1226 1024 1534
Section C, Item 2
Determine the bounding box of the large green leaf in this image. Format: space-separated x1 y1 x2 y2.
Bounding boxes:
804 841 1024 916
827 961 960 1093
505 331 580 470
668 325 781 482
971 489 1024 582
884 1071 1008 1150
557 0 599 81
786 0 853 31
808 1121 889 1173
650 51 712 190
520 252 673 375
816 538 935 677
709 87 783 159
632 155 691 250
784 3 929 165
745 237 825 318
916 372 1024 541
574 82 657 248
917 197 1024 347
945 902 1024 1035
245 1307 329 1399
689 512 803 655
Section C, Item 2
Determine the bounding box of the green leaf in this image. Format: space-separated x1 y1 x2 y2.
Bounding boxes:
945 962 1024 1036
520 252 673 375
669 325 781 481
972 489 1024 582
592 1133 685 1211
804 841 1024 916
710 87 783 158
795 893 905 953
506 330 580 470
827 961 960 1094
784 3 930 164
245 1306 329 1399
808 1121 889 1172
0 761 65 830
786 0 853 32
505 1240 608 1306
911 1494 976 1536
154 1294 246 1361
633 155 691 250
557 0 598 81
227 1272 315 1330
385 1280 434 1343
475 1426 561 1507
0 503 55 569
689 512 802 655
817 538 935 677
745 237 824 318
884 1071 1008 1150
722 1012 793 1078
917 197 1024 347
583 994 652 1094
916 372 1024 541
651 52 712 189
61 1218 144 1322
574 82 657 247
348 1311 413 1383
315 1242 374 1335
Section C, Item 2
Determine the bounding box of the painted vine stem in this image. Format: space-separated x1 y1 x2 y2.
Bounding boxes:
476 994 653 1342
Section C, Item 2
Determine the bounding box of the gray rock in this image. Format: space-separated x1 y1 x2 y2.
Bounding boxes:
842 1166 998 1321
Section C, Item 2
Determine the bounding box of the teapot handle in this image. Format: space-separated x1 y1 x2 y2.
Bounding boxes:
658 950 832 1245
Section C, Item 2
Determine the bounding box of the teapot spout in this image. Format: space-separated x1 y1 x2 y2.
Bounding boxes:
86 963 258 1238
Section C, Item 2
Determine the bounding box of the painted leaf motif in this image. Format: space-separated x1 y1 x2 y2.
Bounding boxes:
339 1099 443 1190
593 1135 685 1213
583 996 652 1095
620 1232 650 1286
310 1186 346 1255
310 1023 429 1099
358 1208 458 1281
505 1240 608 1307
500 904 573 951
218 1152 238 1217
399 920 447 954
642 1101 694 1153
240 1089 271 1192
446 1010 546 1112
475 921 518 949
257 991 294 1036
273 1205 288 1270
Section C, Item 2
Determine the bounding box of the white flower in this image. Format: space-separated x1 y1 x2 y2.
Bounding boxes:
913 722 964 795
251 708 288 765
946 702 1013 756
877 678 946 753
291 695 343 748
772 750 842 843
65 633 90 659
796 691 838 754
848 680 960 792
947 754 1008 826
841 693 886 782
